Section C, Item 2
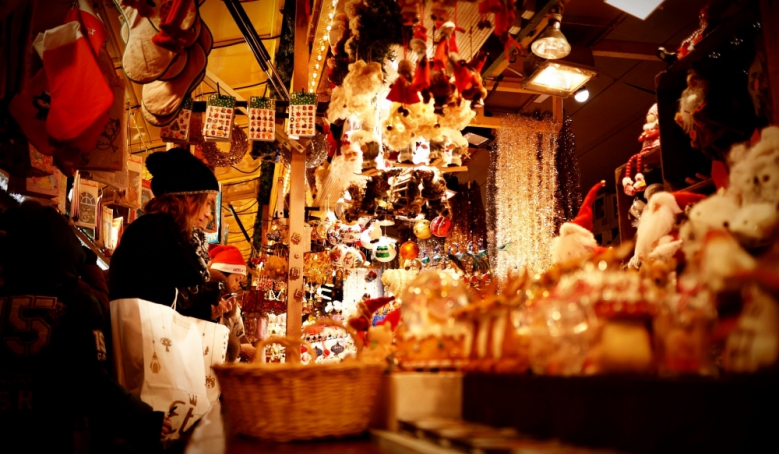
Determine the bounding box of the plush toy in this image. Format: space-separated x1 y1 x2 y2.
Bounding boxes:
678 192 740 262
730 203 779 248
675 71 708 136
428 138 445 162
423 70 457 116
327 60 384 129
631 191 705 268
410 24 429 57
387 59 421 108
730 149 779 206
550 181 606 266
398 0 421 26
350 129 381 171
449 51 489 107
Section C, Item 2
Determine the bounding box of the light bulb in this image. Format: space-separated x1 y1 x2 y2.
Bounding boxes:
531 19 571 60
574 86 589 102
313 72 317 78
317 55 322 61
326 25 332 31
320 45 325 51
316 63 320 69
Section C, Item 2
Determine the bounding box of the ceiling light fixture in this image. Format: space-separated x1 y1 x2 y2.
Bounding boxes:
530 13 571 60
605 0 665 20
574 86 590 102
522 48 598 97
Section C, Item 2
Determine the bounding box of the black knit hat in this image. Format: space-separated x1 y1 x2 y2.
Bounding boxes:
146 148 219 196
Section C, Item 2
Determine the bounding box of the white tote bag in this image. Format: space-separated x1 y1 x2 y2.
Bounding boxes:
110 297 228 442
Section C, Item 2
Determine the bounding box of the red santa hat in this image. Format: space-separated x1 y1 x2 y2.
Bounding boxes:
571 181 606 231
672 191 707 211
208 245 247 276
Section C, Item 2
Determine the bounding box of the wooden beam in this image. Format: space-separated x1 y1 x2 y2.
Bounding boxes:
552 96 563 132
591 39 660 61
485 77 538 94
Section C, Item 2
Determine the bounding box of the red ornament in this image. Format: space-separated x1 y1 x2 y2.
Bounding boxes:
399 241 420 260
430 216 453 237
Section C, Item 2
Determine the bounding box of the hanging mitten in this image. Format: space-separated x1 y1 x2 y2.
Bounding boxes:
121 0 156 17
119 3 176 84
153 0 200 53
33 21 113 141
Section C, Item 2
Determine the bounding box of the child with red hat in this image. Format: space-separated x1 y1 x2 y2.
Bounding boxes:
208 245 256 361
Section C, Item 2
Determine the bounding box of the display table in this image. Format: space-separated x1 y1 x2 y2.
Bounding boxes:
184 402 391 454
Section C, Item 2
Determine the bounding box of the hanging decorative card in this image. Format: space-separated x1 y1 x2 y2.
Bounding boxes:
160 97 194 143
136 179 152 218
56 171 68 214
12 167 62 199
126 154 144 209
75 178 99 229
77 71 127 171
86 139 130 190
101 205 113 249
111 217 124 252
29 145 54 176
286 92 317 139
248 97 275 142
203 94 235 142
189 111 204 143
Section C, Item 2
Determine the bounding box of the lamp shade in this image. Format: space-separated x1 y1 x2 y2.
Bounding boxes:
530 20 571 60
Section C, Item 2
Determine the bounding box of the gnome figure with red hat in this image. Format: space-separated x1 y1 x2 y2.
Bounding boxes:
550 181 607 266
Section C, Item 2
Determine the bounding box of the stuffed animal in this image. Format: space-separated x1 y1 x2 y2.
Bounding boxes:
449 51 489 107
729 202 779 248
423 70 457 116
679 192 740 261
387 59 421 108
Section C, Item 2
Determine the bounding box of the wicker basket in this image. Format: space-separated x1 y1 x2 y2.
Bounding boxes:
213 318 384 441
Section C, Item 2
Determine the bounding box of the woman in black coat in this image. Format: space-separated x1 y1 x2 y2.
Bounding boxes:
109 148 230 321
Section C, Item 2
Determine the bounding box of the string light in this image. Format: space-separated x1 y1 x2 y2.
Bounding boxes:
492 114 558 280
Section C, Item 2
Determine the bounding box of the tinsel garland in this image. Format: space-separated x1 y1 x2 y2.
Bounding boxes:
492 113 558 279
444 181 488 257
554 115 582 233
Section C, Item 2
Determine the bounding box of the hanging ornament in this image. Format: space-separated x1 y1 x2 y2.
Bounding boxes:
203 94 236 142
339 223 362 244
342 247 366 269
197 123 249 167
330 244 349 265
414 219 432 239
399 240 420 260
430 216 453 237
248 97 276 142
160 96 193 143
373 237 397 263
360 222 382 247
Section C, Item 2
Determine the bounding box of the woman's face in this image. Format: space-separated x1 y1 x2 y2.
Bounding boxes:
192 193 216 230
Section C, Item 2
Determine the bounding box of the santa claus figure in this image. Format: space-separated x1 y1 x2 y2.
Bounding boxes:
630 191 706 268
550 181 607 266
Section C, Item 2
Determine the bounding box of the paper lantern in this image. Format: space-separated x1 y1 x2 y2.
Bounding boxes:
431 216 453 238
413 219 432 239
399 241 420 260
373 237 397 263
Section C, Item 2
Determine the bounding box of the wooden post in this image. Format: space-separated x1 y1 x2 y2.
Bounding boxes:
285 0 310 364
552 96 564 132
